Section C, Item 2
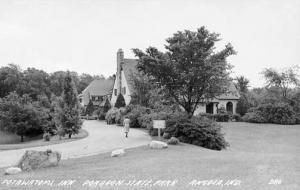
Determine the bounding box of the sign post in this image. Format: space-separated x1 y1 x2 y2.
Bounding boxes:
153 120 166 141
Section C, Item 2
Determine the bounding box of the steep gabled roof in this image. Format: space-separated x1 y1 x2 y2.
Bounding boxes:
82 79 114 96
216 82 240 100
122 59 139 94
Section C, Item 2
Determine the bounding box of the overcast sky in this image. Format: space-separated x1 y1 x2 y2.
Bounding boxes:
0 0 299 87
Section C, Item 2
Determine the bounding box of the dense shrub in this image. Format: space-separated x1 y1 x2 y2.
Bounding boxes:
231 114 242 121
123 105 149 128
197 113 215 120
213 113 230 122
43 133 51 141
265 103 297 124
125 112 140 128
125 104 150 114
164 116 229 150
243 103 297 124
97 110 106 120
96 99 111 120
115 107 127 125
105 107 119 124
242 112 268 123
198 112 241 122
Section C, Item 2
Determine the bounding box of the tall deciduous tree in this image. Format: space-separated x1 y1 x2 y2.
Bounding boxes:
262 66 299 101
0 92 49 142
22 68 51 100
60 71 82 138
133 27 236 117
0 64 23 98
235 76 250 93
129 72 153 107
78 73 94 94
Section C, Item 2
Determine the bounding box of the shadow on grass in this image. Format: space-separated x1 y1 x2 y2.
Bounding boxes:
0 129 89 151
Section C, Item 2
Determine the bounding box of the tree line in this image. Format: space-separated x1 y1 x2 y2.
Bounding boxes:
0 64 113 141
0 64 114 99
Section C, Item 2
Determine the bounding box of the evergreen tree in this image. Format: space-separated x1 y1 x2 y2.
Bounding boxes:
86 99 94 116
61 71 82 138
115 93 126 108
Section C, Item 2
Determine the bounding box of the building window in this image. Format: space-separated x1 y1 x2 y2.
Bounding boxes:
91 96 95 101
114 89 117 96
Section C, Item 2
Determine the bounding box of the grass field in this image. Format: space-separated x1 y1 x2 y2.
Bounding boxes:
0 129 88 151
0 122 299 190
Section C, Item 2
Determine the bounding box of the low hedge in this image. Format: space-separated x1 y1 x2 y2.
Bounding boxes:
198 113 231 122
242 112 268 123
231 114 242 121
213 113 230 122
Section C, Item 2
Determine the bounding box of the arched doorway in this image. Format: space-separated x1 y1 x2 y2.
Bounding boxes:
226 102 233 113
206 103 214 114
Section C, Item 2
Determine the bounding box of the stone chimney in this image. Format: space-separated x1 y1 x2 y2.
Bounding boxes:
117 49 124 95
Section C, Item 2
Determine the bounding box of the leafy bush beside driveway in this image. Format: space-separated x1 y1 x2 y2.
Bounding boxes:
165 116 229 150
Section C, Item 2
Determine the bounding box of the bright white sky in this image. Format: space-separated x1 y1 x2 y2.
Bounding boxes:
0 0 299 87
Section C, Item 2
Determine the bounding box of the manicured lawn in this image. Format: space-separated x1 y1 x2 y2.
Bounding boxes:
0 122 299 190
0 129 88 151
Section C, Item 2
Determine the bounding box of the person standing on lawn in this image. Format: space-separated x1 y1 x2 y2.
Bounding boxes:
123 117 130 138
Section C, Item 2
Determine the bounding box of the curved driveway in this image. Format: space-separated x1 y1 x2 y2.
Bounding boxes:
0 120 151 168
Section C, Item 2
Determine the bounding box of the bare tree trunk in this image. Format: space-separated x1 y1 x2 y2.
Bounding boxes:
68 133 71 139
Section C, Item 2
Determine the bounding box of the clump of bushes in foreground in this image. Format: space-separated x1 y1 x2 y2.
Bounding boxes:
242 103 299 125
105 104 229 150
164 116 229 150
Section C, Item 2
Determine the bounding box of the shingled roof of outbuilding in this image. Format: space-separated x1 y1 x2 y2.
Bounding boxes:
82 79 114 96
216 82 240 100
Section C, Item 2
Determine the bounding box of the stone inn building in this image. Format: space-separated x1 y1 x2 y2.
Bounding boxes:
81 49 240 115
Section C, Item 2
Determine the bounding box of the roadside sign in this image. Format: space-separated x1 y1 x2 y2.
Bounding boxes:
153 120 166 140
153 120 166 129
